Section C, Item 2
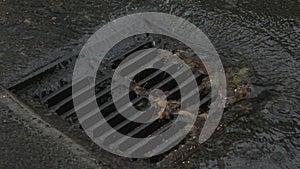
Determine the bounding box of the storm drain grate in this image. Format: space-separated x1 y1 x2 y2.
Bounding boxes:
7 35 213 166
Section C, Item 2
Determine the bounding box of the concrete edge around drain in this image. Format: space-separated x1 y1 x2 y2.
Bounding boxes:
0 86 103 169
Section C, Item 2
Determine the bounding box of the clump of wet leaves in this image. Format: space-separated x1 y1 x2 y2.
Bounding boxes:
233 67 250 85
225 67 252 104
133 49 252 121
132 49 254 166
133 85 147 95
133 83 181 120
174 49 207 74
157 100 181 120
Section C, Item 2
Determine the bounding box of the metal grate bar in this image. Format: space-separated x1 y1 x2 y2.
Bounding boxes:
44 76 93 107
98 77 208 149
81 95 147 131
45 40 153 112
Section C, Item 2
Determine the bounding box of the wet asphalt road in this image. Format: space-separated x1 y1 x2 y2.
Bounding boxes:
0 102 94 169
0 0 300 168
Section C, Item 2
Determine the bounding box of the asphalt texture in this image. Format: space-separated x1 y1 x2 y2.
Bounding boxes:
0 1 100 168
0 99 97 169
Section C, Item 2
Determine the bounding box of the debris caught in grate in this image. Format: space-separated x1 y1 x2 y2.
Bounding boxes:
7 34 252 167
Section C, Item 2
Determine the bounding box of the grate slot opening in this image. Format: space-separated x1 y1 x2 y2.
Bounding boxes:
118 121 174 152
44 76 92 107
133 69 158 82
63 92 112 117
101 104 117 117
133 119 172 138
117 121 142 135
47 76 110 111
